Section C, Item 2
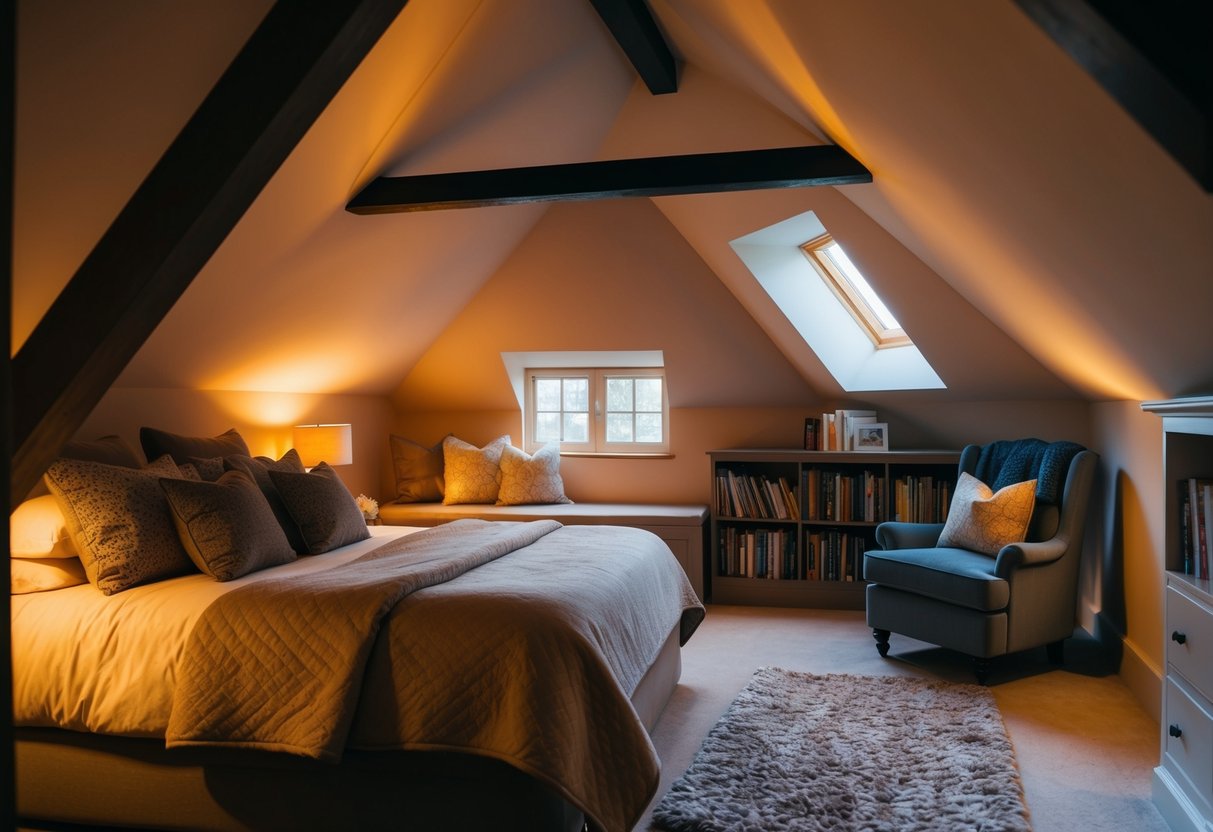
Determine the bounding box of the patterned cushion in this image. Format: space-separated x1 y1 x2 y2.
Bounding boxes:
389 434 448 503
937 473 1036 556
11 557 88 594
43 455 196 595
267 462 370 554
140 426 249 466
224 449 307 553
188 456 227 482
160 470 296 581
442 435 511 505
9 494 76 558
497 444 573 506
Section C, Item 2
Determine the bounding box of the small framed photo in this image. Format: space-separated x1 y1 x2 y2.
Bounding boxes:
853 422 888 452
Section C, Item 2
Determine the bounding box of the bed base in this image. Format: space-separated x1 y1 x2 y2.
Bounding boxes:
16 627 682 832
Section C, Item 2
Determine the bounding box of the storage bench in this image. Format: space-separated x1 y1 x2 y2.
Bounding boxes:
378 501 709 598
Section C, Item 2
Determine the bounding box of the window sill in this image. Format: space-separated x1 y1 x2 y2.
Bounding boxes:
559 452 675 459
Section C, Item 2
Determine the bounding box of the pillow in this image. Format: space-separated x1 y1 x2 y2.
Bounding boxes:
267 463 370 555
43 455 196 595
496 444 573 506
389 434 448 503
11 558 88 594
937 472 1037 556
60 435 143 468
188 456 227 482
10 494 76 558
224 449 307 553
140 426 249 466
442 435 511 505
160 470 296 581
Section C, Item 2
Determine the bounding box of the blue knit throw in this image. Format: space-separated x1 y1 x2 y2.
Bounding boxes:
974 438 1084 505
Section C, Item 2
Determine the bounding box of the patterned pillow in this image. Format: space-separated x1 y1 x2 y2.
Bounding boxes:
43 455 196 595
389 434 448 503
160 469 296 581
224 449 307 553
937 473 1036 556
267 463 370 554
188 456 227 482
140 426 249 466
11 558 88 594
442 435 511 505
497 444 573 506
9 494 76 559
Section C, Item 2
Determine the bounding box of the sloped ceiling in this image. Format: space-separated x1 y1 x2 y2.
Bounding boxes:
14 0 1213 407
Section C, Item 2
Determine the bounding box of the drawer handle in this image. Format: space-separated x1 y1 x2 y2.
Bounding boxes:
1172 631 1188 645
1169 724 1183 739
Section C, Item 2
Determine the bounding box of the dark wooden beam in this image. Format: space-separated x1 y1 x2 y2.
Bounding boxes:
588 0 678 94
347 145 871 213
10 0 408 506
1014 0 1211 191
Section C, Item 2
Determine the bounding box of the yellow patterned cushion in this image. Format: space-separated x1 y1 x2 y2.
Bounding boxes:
442 435 510 505
938 472 1036 556
496 444 573 506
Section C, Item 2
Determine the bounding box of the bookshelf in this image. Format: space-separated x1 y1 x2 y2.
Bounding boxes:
1142 397 1213 832
707 449 960 609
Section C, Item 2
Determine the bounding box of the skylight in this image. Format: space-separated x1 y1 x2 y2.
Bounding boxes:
801 235 908 348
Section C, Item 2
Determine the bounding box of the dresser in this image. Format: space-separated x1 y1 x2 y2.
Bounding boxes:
1143 397 1213 832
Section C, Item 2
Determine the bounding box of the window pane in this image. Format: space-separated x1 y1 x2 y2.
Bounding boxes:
635 413 662 442
563 412 588 443
635 378 662 412
606 413 632 442
563 378 589 412
535 412 560 443
535 378 561 411
606 378 632 412
824 242 901 330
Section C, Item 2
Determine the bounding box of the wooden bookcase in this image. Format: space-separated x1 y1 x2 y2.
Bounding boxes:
707 449 960 609
1142 397 1213 832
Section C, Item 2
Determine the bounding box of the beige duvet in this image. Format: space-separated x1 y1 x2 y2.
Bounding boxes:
13 520 704 832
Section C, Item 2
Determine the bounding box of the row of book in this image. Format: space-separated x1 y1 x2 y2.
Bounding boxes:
716 527 866 582
713 471 800 520
893 475 951 523
1180 478 1213 579
803 468 884 522
804 408 880 452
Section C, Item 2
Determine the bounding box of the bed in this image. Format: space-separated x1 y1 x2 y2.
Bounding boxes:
13 519 704 832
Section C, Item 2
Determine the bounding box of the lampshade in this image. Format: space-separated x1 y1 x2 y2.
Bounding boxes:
292 423 353 468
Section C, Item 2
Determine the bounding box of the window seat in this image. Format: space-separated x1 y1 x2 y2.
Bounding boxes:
378 501 708 598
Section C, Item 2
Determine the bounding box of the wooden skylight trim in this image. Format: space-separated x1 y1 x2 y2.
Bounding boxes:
800 234 911 349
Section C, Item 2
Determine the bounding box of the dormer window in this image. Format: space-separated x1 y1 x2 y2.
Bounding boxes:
801 234 909 349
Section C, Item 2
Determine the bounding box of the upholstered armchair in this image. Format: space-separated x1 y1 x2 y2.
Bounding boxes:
863 440 1098 683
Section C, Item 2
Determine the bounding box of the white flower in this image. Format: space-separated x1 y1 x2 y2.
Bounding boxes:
355 493 379 520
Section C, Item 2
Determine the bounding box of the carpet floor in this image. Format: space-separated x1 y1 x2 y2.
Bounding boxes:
639 605 1168 832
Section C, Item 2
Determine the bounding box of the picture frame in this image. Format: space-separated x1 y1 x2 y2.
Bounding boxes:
853 422 889 452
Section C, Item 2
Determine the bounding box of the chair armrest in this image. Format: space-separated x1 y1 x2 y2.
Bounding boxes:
993 538 1067 577
875 522 944 550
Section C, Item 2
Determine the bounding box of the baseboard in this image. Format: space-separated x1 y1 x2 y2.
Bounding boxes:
1090 608 1162 721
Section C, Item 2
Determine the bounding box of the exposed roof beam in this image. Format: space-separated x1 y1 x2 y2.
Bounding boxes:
10 0 409 506
588 0 679 94
346 145 871 213
1014 0 1211 191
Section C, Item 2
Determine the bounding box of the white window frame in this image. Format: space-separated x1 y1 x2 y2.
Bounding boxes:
524 367 669 455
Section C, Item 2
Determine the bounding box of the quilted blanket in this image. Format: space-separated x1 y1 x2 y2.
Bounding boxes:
165 519 703 832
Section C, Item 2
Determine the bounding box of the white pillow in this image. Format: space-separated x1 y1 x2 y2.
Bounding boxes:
937 473 1036 556
442 435 511 505
12 557 88 594
497 444 573 506
10 494 77 558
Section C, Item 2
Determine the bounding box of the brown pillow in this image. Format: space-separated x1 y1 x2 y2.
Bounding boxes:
140 427 249 466
389 434 448 503
43 455 196 595
224 449 307 553
60 435 144 468
267 463 370 555
160 470 296 581
187 456 227 482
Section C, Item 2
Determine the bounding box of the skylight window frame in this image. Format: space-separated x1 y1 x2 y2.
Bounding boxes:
524 367 669 456
800 234 910 349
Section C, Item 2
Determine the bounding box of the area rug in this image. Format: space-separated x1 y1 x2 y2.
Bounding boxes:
652 667 1031 831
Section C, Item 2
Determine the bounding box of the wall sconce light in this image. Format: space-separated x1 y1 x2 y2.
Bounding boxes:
292 423 353 468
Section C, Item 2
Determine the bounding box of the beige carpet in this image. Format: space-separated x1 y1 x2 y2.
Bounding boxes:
640 605 1168 832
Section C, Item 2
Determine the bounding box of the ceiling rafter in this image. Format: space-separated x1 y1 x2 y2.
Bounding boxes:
588 0 679 94
346 145 871 213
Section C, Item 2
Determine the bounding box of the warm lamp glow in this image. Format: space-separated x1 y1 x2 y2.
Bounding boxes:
292 423 353 468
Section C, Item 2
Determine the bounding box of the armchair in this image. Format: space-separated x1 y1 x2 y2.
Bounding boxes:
863 440 1098 683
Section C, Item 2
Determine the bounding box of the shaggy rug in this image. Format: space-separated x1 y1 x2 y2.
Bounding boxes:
652 668 1031 832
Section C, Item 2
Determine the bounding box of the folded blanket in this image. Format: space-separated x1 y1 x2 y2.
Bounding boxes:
975 438 1084 505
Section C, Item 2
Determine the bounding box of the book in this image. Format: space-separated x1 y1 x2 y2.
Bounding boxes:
835 409 877 451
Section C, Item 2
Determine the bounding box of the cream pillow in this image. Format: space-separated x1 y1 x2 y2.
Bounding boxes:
497 444 573 506
10 494 76 558
937 472 1036 556
442 435 511 505
11 558 88 594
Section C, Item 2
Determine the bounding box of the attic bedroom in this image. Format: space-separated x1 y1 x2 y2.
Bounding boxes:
5 1 1212 831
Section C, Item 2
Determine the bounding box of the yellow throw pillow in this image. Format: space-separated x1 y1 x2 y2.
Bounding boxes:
442 435 510 505
937 472 1036 556
10 494 76 559
497 444 573 506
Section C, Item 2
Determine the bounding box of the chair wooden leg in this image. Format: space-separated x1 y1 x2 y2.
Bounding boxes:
1046 639 1064 665
873 629 890 657
973 657 991 685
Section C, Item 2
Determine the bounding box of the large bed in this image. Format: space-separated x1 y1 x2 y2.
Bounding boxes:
13 519 704 831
